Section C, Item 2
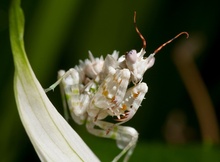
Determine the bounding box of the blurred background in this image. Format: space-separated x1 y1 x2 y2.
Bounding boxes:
0 0 220 161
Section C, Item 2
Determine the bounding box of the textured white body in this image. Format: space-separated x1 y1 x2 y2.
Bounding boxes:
45 48 155 162
45 29 189 161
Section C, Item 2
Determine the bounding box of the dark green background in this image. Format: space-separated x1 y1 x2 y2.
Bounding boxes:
0 0 220 161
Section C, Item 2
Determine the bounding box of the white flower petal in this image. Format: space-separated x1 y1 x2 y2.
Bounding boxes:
14 73 99 161
10 0 100 161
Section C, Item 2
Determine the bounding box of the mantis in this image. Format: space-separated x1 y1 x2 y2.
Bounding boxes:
45 12 188 162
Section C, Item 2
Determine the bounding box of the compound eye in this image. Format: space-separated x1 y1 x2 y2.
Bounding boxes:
125 50 137 64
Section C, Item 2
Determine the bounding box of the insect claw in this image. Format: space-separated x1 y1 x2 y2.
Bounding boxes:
106 128 110 135
106 124 115 135
94 113 99 122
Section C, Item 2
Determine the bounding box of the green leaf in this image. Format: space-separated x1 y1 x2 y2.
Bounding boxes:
9 0 100 161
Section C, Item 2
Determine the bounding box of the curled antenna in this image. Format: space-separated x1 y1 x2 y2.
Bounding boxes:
154 32 189 54
134 11 146 49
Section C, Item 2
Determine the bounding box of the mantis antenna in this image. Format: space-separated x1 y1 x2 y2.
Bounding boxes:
134 11 146 49
154 32 189 54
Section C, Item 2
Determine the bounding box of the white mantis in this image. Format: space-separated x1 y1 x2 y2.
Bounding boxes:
45 12 189 162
